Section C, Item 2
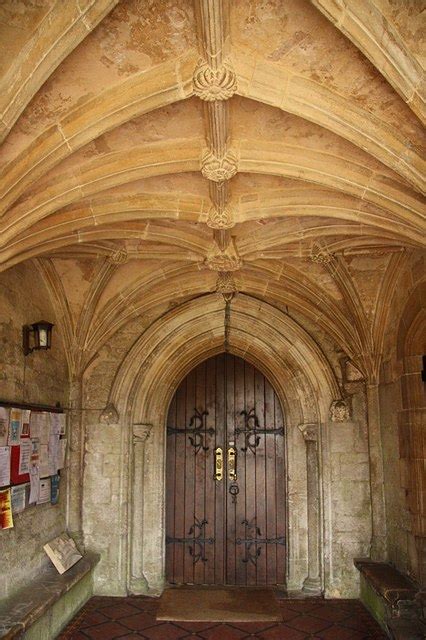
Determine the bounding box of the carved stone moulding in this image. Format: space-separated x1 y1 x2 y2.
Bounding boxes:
216 271 238 295
206 206 235 229
193 59 237 102
108 248 128 264
298 423 319 442
330 399 351 422
201 149 238 183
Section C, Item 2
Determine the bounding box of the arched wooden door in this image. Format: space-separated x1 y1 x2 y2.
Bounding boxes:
166 353 286 586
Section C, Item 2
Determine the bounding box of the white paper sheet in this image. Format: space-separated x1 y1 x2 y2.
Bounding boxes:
39 444 50 478
11 484 27 513
0 408 9 446
37 477 51 504
50 413 65 436
29 465 40 504
48 434 60 475
29 412 50 444
0 446 11 487
18 440 32 475
8 408 22 445
20 409 31 438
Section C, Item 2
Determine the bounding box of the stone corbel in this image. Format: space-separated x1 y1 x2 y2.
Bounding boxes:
298 423 322 595
129 423 153 594
99 402 119 425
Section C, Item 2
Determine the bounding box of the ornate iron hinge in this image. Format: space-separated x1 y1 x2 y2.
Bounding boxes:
236 408 284 454
236 518 286 566
166 518 215 564
167 408 214 453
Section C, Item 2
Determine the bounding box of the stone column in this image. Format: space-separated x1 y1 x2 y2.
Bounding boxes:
366 383 387 559
299 423 322 595
129 423 153 594
66 376 84 548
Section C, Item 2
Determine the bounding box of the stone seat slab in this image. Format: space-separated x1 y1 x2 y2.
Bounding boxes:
354 559 417 607
0 551 100 639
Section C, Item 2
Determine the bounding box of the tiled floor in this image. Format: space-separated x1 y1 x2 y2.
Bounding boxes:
57 595 387 639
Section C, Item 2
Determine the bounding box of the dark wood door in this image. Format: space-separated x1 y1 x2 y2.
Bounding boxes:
166 353 286 586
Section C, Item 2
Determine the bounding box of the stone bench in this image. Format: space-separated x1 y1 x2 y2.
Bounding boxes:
354 559 425 639
0 551 100 640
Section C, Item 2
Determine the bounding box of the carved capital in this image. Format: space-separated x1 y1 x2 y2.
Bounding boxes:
201 149 238 183
330 399 350 422
206 206 235 229
133 423 153 444
193 59 237 101
298 423 319 442
100 402 119 425
309 241 334 264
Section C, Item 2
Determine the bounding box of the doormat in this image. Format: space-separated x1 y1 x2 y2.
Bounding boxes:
156 586 282 622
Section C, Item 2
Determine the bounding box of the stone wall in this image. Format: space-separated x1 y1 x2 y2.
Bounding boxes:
379 253 425 586
0 263 69 599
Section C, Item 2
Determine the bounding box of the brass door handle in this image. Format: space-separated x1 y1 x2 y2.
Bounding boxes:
228 446 237 481
214 447 223 481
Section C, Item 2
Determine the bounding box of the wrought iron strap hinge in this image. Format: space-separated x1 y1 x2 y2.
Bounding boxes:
166 408 214 453
236 408 284 453
166 518 215 564
236 518 286 565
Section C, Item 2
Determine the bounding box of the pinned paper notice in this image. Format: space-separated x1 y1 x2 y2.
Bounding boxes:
0 408 9 446
0 446 10 487
8 408 22 445
11 484 27 514
19 440 32 475
29 465 40 504
37 477 51 504
0 488 13 529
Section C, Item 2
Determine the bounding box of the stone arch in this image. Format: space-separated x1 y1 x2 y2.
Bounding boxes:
97 293 340 594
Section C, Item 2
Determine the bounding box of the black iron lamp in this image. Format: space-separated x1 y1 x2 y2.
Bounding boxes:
23 321 54 356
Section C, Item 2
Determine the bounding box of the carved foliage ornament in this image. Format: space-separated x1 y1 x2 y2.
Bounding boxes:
216 271 237 295
206 247 242 272
206 206 235 229
193 59 237 102
330 399 351 422
201 149 238 183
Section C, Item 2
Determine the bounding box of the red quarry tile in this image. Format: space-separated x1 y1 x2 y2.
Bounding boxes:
286 614 331 633
101 602 142 620
83 620 129 640
259 624 306 640
229 621 277 634
78 609 113 626
310 603 352 623
140 622 189 639
57 596 388 640
174 621 219 631
316 625 365 640
199 624 248 639
120 611 158 630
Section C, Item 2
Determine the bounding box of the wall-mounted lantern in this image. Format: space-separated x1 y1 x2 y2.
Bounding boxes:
23 321 54 356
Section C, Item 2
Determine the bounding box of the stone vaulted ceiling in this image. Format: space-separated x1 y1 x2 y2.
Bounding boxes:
0 0 424 383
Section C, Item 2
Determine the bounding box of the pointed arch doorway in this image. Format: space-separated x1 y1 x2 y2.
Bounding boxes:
165 353 287 586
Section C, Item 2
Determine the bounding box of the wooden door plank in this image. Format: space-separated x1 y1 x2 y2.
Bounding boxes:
214 353 226 585
234 355 247 585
